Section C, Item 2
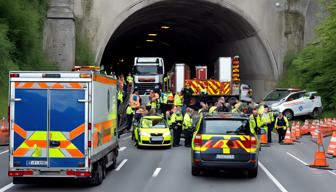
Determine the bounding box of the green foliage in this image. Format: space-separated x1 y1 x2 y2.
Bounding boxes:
279 0 336 111
0 0 54 116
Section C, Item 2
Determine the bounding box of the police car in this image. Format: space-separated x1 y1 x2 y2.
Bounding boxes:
133 115 173 148
267 91 323 120
191 113 259 177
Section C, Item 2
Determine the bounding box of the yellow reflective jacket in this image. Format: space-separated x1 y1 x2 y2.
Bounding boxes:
183 113 193 130
174 94 183 106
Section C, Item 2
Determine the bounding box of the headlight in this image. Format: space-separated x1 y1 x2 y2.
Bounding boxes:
140 132 150 137
154 85 160 89
163 132 171 136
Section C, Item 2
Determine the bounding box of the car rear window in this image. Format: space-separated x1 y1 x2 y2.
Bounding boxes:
204 119 250 135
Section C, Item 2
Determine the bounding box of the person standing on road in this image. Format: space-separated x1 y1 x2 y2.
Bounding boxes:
174 92 183 107
249 108 262 135
171 107 183 147
126 105 135 132
182 83 194 113
274 112 289 143
267 107 275 143
183 108 194 147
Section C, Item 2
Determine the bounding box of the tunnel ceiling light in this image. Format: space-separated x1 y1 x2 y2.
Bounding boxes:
161 25 170 30
146 39 155 42
148 33 158 37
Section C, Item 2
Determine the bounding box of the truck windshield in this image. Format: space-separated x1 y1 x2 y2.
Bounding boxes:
134 65 159 75
204 119 250 135
264 90 290 101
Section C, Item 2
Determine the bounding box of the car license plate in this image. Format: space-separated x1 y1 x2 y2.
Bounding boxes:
216 155 235 160
26 160 48 166
151 136 163 141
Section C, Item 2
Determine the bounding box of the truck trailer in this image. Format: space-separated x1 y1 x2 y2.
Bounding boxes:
8 70 119 185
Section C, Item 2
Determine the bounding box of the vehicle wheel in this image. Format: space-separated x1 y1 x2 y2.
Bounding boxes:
90 162 104 186
247 167 258 178
283 110 294 121
111 151 117 169
191 166 201 176
311 108 319 119
102 158 107 179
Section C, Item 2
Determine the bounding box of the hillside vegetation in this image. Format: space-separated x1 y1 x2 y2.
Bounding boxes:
278 1 336 112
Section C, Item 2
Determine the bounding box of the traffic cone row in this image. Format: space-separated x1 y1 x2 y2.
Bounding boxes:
291 122 297 142
282 128 294 145
0 117 9 146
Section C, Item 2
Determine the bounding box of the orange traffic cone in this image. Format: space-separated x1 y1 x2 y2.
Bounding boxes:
282 128 294 145
327 131 336 155
309 129 329 169
310 120 316 134
295 123 301 139
0 117 9 146
311 120 319 142
291 123 297 142
260 128 270 147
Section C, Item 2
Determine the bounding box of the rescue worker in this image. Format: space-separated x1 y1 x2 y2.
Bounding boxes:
117 89 123 107
183 108 193 147
209 103 218 114
274 112 289 143
267 107 275 143
132 106 148 141
160 91 168 114
129 90 141 109
182 84 194 113
126 105 135 132
126 72 133 85
198 102 209 114
249 108 262 135
260 106 272 143
200 86 208 103
147 97 158 110
167 90 174 105
170 107 183 147
174 92 183 107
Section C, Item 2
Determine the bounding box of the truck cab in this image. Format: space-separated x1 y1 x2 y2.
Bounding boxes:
133 57 165 95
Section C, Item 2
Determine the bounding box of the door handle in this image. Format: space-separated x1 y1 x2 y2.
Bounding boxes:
50 140 60 148
12 98 22 102
78 99 90 103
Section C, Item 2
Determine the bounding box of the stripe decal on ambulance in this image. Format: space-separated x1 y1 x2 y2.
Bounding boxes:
15 82 86 89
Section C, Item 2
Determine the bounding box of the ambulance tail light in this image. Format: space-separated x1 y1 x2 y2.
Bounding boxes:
9 73 19 78
251 136 257 148
8 170 33 177
66 170 91 177
193 134 202 147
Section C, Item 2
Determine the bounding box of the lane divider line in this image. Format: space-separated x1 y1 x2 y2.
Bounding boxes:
287 152 336 177
259 161 288 192
0 150 9 156
286 152 308 165
118 147 127 152
116 159 128 171
152 168 162 178
0 183 15 192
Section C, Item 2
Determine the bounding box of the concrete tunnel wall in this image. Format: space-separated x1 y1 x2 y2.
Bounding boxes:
71 0 325 100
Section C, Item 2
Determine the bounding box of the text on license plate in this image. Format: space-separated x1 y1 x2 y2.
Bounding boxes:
151 136 163 141
216 155 235 159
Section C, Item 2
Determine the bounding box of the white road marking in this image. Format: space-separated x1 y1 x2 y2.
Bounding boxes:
152 168 161 178
286 152 308 165
259 161 288 192
118 147 127 152
0 150 9 156
116 159 128 171
287 152 336 177
0 183 15 192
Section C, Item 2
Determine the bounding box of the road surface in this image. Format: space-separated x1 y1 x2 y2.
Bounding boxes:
0 133 335 192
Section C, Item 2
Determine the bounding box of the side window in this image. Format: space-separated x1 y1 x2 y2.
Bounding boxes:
287 92 303 101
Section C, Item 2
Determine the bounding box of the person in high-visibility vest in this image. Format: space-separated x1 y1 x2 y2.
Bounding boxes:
209 103 218 114
260 106 271 143
126 72 133 85
126 105 135 132
274 112 289 143
174 92 183 107
183 108 193 147
267 106 275 143
170 107 183 147
117 89 123 107
198 102 209 114
249 108 262 135
147 97 158 110
129 90 141 109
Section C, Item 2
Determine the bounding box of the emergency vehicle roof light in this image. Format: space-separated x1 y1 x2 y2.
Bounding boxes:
10 73 19 78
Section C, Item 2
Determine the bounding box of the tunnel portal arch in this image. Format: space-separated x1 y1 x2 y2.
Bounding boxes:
98 0 278 100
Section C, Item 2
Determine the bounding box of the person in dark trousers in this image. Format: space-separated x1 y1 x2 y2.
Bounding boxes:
170 107 183 147
126 105 135 132
274 112 289 143
267 107 275 143
183 108 194 147
182 83 194 114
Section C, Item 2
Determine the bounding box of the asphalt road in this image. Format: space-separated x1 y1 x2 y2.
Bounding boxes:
0 133 335 192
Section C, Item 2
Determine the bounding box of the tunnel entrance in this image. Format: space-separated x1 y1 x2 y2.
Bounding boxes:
100 0 276 100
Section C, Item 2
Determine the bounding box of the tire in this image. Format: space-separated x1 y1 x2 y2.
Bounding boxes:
311 108 319 119
191 166 201 176
111 150 117 169
90 162 104 186
102 158 107 179
283 110 294 121
247 167 258 178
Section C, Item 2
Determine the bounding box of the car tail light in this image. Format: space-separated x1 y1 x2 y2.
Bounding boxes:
80 74 92 78
66 170 91 177
9 73 19 78
251 136 257 148
88 141 92 148
8 170 33 177
193 134 202 147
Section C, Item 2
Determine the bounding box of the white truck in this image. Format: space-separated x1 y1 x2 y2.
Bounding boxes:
266 90 323 120
133 57 165 95
8 69 119 185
